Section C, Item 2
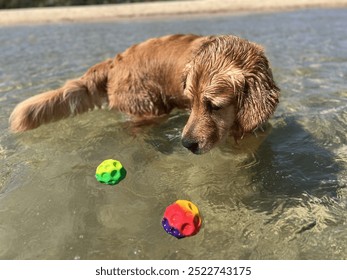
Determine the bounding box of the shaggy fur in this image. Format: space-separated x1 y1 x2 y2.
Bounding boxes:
9 34 280 154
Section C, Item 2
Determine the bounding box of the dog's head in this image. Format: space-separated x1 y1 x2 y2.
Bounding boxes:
181 35 280 154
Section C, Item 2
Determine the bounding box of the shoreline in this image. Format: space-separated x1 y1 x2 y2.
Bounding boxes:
1 0 347 26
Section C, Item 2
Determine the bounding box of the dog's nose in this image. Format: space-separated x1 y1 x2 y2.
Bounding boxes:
181 137 200 154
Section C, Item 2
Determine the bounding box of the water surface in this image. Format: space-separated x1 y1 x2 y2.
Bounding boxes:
0 8 347 259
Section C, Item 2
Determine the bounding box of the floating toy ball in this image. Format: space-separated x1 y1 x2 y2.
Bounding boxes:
95 159 126 185
162 200 202 239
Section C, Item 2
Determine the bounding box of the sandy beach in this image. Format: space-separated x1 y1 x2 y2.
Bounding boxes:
1 0 347 26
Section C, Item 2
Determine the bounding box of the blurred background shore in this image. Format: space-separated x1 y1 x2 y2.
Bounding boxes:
1 0 347 26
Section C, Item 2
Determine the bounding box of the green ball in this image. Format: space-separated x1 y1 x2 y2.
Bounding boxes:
95 159 127 185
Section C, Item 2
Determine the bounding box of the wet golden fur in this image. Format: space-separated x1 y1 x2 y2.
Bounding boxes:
9 34 279 154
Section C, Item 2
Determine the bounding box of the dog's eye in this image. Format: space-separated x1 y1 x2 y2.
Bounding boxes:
206 101 222 112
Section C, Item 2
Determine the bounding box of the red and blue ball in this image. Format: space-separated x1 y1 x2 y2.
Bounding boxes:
162 200 202 239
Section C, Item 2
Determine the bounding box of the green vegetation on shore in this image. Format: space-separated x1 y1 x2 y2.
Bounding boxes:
0 0 168 9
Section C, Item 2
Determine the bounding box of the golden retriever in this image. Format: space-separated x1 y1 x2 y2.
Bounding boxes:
9 34 279 154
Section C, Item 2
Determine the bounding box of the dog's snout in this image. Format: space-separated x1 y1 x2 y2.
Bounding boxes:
181 137 200 154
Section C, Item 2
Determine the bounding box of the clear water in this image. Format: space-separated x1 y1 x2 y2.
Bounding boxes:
0 8 347 260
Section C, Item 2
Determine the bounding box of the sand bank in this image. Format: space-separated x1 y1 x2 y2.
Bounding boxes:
1 0 347 26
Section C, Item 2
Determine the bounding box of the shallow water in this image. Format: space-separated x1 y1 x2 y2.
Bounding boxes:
0 8 347 260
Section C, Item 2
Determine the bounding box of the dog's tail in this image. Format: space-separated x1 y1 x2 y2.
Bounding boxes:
9 59 113 132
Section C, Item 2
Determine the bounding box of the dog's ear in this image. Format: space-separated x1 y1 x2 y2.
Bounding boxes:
235 68 280 137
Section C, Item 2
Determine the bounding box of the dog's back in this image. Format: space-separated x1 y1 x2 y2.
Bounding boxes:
106 34 205 115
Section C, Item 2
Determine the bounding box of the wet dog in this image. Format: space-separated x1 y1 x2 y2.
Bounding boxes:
9 34 279 154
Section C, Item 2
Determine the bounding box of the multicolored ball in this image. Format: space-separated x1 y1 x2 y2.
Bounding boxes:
95 159 127 185
162 200 202 239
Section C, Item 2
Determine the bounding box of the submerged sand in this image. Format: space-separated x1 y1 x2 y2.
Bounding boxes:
1 0 347 26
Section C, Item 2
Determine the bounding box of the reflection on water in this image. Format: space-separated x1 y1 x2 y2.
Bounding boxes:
0 8 347 259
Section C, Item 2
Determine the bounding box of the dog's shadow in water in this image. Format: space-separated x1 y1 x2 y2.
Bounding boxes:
245 116 342 208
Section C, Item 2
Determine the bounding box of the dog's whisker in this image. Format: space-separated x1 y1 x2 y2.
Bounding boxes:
258 124 265 132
